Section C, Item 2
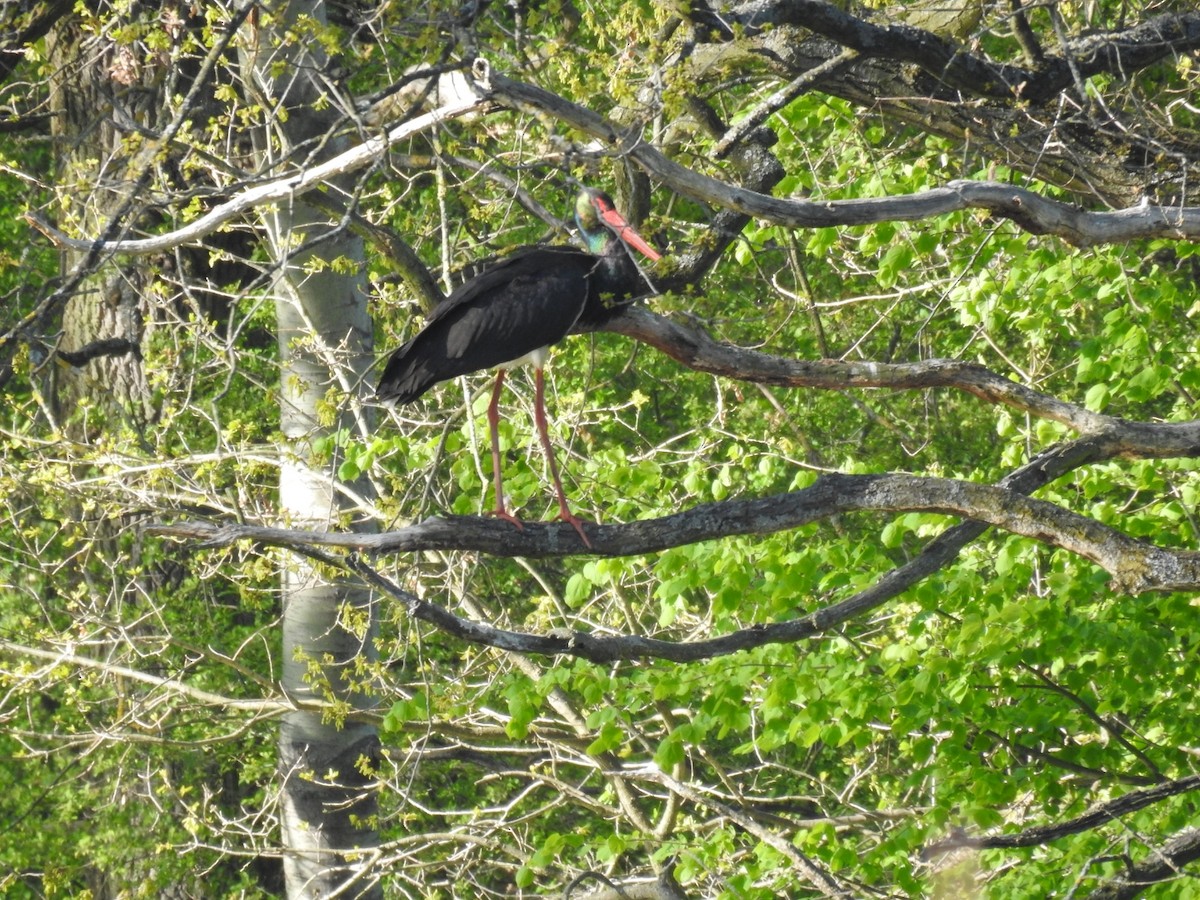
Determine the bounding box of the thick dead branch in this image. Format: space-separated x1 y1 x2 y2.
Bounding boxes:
56 337 141 367
598 307 1106 431
0 0 73 84
599 305 1200 459
1087 828 1200 899
925 775 1200 855
150 470 1200 593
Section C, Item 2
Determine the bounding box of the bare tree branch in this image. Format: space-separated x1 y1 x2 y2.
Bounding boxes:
32 59 1200 266
596 306 1106 431
0 0 73 84
152 436 1083 667
0 639 291 715
145 438 1072 664
483 69 1200 246
1087 828 1200 899
707 2 1200 104
24 91 487 256
619 763 854 898
925 775 1200 855
150 466 1200 592
56 337 141 367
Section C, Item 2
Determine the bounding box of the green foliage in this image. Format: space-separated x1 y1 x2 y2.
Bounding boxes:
2 0 1199 896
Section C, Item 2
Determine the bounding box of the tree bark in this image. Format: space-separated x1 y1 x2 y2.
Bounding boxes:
46 19 156 432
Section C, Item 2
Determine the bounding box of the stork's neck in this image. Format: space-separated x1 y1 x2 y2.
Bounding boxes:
590 239 648 299
580 226 614 256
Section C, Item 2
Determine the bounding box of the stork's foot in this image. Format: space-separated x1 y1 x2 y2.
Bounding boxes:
490 503 594 549
490 507 525 531
559 510 594 550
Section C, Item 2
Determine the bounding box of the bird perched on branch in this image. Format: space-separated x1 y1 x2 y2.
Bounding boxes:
375 188 661 547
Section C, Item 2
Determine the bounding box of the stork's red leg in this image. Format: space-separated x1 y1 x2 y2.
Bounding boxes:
533 368 593 548
487 370 523 531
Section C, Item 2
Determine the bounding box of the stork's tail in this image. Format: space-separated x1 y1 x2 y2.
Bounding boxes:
374 340 439 406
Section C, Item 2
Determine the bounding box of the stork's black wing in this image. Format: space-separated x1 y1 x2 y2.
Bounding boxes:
375 246 595 405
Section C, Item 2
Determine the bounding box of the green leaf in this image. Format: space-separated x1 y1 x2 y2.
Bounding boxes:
586 721 625 756
1084 383 1111 412
564 572 590 606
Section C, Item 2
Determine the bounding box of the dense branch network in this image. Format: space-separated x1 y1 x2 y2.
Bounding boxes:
146 123 1200 657
21 59 1200 265
709 1 1200 104
487 70 1200 246
676 2 1200 205
1088 829 1200 899
13 3 1200 897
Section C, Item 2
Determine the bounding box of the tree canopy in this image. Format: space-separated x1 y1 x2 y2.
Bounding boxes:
2 0 1200 897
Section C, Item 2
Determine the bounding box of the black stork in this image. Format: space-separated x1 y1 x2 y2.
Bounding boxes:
375 188 661 547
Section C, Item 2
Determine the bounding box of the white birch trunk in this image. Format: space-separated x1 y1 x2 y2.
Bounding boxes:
242 3 381 896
